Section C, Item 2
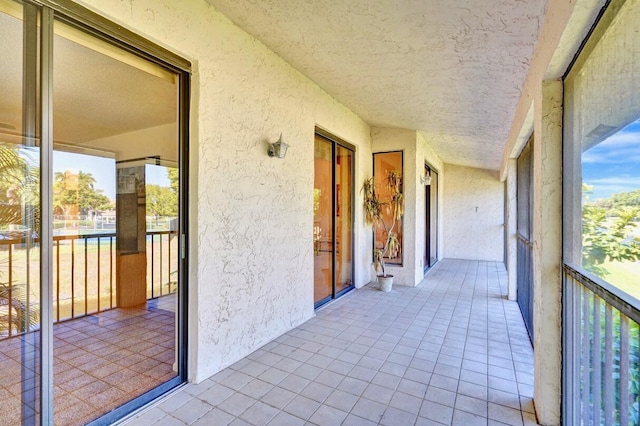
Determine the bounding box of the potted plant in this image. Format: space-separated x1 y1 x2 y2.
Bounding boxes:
362 170 404 292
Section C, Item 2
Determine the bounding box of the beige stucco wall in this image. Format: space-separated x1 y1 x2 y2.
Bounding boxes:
76 0 373 382
443 165 504 261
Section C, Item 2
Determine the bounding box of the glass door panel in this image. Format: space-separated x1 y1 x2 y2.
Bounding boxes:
52 19 180 424
314 136 333 302
0 2 42 424
429 169 438 267
373 152 403 265
335 145 353 294
314 134 354 306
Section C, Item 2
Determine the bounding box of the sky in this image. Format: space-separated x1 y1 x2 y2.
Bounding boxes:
54 151 171 200
582 119 640 201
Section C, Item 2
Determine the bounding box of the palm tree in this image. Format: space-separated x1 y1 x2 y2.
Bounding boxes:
54 170 111 217
0 143 40 336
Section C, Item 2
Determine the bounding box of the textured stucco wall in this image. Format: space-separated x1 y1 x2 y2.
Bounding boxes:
532 79 563 426
77 0 373 382
370 128 417 286
443 165 504 261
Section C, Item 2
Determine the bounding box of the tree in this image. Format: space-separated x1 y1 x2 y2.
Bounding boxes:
146 184 178 217
53 170 112 217
0 144 39 230
0 144 40 333
167 167 179 195
77 171 112 214
582 184 640 276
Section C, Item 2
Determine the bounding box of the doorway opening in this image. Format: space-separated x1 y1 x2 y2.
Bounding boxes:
424 164 438 273
313 130 354 307
0 1 190 423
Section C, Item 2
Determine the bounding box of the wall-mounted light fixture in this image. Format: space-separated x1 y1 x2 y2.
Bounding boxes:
268 133 289 159
421 169 432 186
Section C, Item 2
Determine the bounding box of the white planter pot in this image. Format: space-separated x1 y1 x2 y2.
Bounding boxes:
378 275 394 292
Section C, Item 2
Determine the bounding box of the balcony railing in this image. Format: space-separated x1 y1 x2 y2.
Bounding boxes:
563 263 640 425
0 231 177 338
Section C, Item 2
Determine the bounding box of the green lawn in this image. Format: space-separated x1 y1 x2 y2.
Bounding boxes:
1 235 177 335
600 260 640 301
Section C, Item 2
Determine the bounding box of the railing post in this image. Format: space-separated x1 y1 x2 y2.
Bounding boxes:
71 238 75 318
56 239 60 322
151 233 155 298
8 243 13 336
110 236 114 309
159 234 163 297
620 316 629 425
97 236 101 312
84 237 88 315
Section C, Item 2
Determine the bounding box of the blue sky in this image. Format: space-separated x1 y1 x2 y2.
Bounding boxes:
54 151 171 200
582 119 640 200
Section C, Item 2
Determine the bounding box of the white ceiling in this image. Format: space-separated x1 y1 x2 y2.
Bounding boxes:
206 0 549 170
0 11 177 159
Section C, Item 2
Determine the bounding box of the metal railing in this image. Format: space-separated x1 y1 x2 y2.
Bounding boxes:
516 234 534 342
563 263 640 425
0 230 177 338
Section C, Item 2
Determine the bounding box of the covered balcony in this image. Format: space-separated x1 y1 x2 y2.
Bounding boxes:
124 259 537 425
1 0 639 424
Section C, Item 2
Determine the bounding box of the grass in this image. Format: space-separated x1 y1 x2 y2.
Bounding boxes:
599 260 640 301
0 235 178 335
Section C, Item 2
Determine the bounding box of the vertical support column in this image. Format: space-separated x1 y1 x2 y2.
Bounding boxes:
532 80 563 425
506 159 517 301
116 165 147 307
40 6 54 425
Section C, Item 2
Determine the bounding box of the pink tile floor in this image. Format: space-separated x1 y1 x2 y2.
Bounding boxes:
0 296 176 426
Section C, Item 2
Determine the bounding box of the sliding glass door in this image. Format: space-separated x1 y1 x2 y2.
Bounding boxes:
313 132 354 306
0 1 189 423
0 3 42 424
424 164 438 272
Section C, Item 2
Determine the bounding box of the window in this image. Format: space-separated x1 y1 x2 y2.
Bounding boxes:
564 0 640 299
373 151 403 265
0 1 190 423
563 0 640 423
313 131 354 306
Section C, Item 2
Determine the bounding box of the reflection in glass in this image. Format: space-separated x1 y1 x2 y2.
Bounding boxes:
313 135 354 304
313 136 333 303
51 19 179 424
335 145 353 294
373 152 403 265
0 2 41 424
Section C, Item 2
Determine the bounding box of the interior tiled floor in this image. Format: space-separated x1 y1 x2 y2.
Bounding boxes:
123 259 538 426
0 295 177 426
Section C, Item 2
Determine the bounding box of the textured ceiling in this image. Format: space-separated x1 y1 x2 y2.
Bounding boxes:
206 0 548 170
0 12 176 156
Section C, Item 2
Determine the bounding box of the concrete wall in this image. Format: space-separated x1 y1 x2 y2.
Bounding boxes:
77 0 373 382
443 165 504 261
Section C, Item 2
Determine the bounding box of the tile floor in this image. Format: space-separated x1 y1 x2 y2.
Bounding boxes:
0 296 177 426
123 259 538 426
